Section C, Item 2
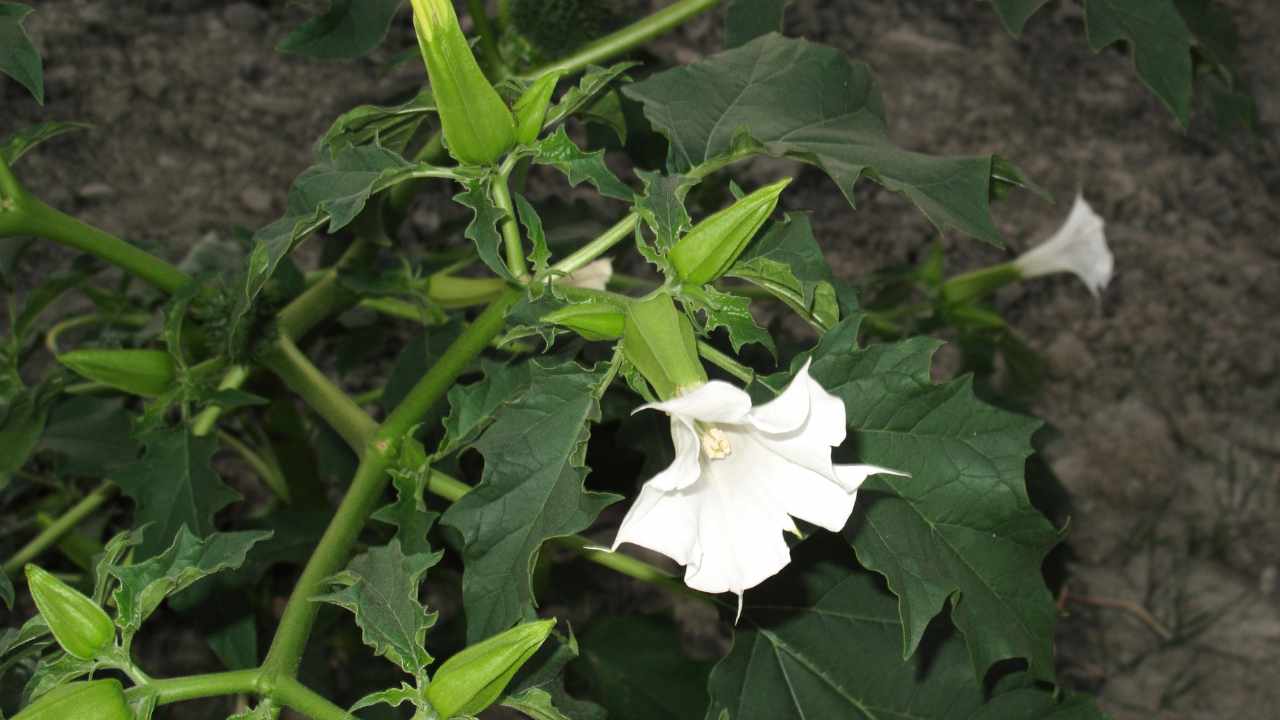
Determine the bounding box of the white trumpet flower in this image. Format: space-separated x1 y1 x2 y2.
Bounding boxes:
610 360 905 613
558 258 613 291
1014 194 1113 295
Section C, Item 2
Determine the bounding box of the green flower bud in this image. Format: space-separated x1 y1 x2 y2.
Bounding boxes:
410 0 516 166
622 294 706 400
542 300 625 341
426 619 556 720
513 72 562 145
13 680 131 720
427 274 508 309
24 565 115 660
669 178 792 286
58 348 175 398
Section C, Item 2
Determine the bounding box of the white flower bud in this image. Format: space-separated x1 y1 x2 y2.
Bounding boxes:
1013 194 1113 296
557 258 613 291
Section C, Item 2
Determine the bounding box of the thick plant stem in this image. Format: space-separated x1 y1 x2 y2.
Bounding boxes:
529 0 723 78
260 336 377 454
260 290 519 682
273 677 356 720
2 481 117 575
697 340 756 386
4 191 190 294
128 670 260 706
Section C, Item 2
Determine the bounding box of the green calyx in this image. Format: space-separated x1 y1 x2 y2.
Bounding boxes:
57 348 176 397
24 565 115 660
622 293 706 400
542 299 626 341
669 178 792 286
426 619 556 719
13 680 131 720
411 0 517 166
938 262 1022 305
513 72 563 145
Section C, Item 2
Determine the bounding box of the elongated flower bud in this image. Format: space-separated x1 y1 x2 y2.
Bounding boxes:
13 680 131 720
1012 194 1112 296
58 348 175 397
426 619 556 720
513 72 562 145
670 178 792 286
25 565 115 660
411 0 516 166
556 258 613 291
543 300 625 341
622 294 706 399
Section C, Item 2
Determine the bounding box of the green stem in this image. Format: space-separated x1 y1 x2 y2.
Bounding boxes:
218 430 290 502
259 336 377 454
43 312 151 355
129 670 260 705
491 172 527 281
2 481 117 575
697 340 757 386
273 677 356 720
277 232 378 341
552 213 638 275
527 0 724 78
939 262 1022 305
191 365 252 437
260 290 519 681
5 192 190 294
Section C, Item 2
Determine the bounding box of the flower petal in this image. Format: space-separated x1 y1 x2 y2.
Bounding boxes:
747 360 812 434
646 415 701 491
683 472 793 597
731 431 857 533
611 483 698 565
833 463 909 493
636 380 752 424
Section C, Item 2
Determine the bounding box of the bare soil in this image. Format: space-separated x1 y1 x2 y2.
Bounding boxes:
4 1 1279 718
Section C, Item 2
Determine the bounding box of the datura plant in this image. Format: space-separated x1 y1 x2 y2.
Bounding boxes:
0 0 1252 719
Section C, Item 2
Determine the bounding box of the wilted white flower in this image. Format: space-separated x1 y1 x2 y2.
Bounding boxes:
557 258 613 291
611 360 905 613
1014 194 1113 295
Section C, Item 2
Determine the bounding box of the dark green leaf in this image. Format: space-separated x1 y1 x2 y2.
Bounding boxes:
372 438 440 557
442 361 619 643
319 88 436 156
544 63 638 129
278 0 403 60
109 528 271 636
0 570 11 609
532 128 634 202
515 194 551 279
23 651 97 701
1084 0 1194 126
680 285 775 356
315 539 440 679
725 0 789 48
0 121 91 165
437 359 534 459
39 396 139 477
706 537 1091 719
801 316 1059 680
574 615 711 720
110 427 241 559
455 175 517 281
624 34 1014 245
207 613 257 671
967 688 1112 719
986 0 1052 36
350 684 421 714
728 212 838 330
233 146 442 350
0 382 57 479
0 3 42 104
634 170 691 251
